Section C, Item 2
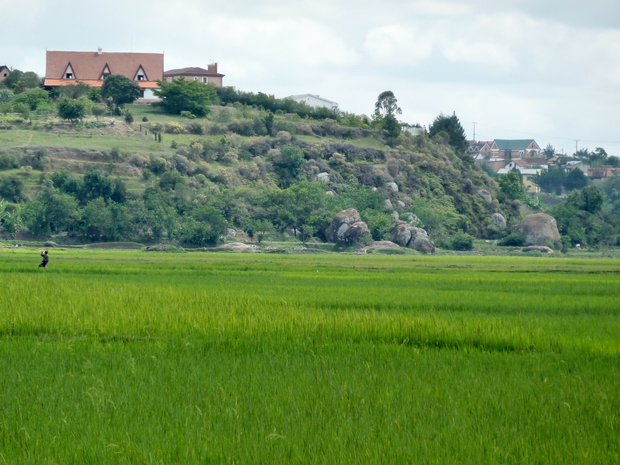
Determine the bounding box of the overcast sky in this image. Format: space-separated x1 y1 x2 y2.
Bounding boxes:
2 0 619 156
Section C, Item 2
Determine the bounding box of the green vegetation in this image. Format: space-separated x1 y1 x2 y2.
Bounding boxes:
1 70 619 252
154 78 217 117
101 75 142 108
0 249 618 463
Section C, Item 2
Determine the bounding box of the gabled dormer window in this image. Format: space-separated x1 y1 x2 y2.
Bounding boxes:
64 63 75 80
134 65 148 81
100 64 111 80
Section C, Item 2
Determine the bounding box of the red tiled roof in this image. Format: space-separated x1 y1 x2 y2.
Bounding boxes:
163 66 224 78
44 50 163 86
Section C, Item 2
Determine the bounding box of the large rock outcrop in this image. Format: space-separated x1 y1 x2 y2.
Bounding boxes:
492 213 507 229
514 213 561 250
325 209 372 246
390 220 435 254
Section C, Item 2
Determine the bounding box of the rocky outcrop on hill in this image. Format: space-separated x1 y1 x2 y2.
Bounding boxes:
368 240 400 249
476 189 493 203
325 209 372 246
220 242 259 252
390 220 435 254
515 213 561 250
492 213 507 229
522 245 553 253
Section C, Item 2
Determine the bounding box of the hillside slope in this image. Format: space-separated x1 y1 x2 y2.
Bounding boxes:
0 104 515 248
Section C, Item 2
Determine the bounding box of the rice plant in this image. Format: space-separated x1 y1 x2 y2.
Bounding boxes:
0 249 618 463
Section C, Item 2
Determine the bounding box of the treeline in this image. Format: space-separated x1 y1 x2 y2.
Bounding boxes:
212 87 340 120
0 165 394 247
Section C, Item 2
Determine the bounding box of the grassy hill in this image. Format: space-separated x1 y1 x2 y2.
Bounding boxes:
0 103 519 249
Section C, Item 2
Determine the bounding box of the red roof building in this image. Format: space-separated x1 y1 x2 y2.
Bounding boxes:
163 64 224 87
44 49 164 100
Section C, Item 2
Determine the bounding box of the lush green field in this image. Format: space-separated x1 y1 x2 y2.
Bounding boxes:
0 249 618 464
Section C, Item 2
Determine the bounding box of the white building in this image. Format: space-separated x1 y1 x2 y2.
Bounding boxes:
286 93 338 111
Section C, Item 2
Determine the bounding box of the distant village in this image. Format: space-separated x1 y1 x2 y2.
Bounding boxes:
2 48 617 196
466 139 619 193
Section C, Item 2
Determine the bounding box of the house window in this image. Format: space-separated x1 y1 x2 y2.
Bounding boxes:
194 77 198 81
137 75 145 81
202 77 208 83
65 73 73 79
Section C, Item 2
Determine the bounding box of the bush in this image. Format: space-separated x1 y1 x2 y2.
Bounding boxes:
498 232 526 247
0 153 19 170
451 232 474 251
187 122 204 135
165 122 185 134
0 174 25 202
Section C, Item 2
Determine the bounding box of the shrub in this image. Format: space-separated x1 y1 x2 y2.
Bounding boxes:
451 232 474 251
187 122 204 135
165 122 185 134
498 231 526 247
0 174 25 202
0 153 19 170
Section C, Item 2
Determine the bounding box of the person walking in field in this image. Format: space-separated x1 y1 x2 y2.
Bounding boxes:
39 250 49 268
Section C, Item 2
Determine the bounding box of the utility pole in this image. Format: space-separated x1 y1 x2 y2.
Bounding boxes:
472 122 477 142
575 140 579 155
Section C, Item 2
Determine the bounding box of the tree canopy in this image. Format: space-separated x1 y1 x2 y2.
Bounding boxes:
101 75 142 107
56 97 89 121
375 91 402 117
154 78 216 117
428 113 468 153
1 70 40 93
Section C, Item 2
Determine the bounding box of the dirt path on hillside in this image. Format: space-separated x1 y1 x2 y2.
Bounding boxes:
18 133 33 147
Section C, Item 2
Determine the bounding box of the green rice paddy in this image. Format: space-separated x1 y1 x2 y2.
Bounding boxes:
0 248 618 463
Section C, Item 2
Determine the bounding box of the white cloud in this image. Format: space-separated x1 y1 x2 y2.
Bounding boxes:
363 25 433 65
206 17 359 67
407 0 473 16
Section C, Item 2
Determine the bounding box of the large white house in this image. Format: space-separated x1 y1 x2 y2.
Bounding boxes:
286 93 338 111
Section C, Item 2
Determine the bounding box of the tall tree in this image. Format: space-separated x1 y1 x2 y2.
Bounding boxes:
22 186 79 235
101 75 142 107
374 91 402 143
1 70 40 93
497 171 526 201
542 144 556 159
428 113 468 153
534 167 566 195
153 78 216 117
563 168 588 192
375 91 402 117
272 146 305 188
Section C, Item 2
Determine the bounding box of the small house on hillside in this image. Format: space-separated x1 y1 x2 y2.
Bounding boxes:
43 49 164 101
0 65 10 83
163 64 224 87
286 93 338 111
467 140 493 160
588 165 620 180
497 161 544 193
490 139 541 160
